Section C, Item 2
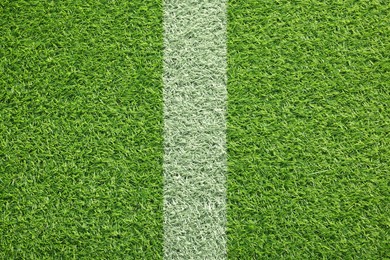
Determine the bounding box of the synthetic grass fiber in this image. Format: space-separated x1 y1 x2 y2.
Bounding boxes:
0 0 163 258
227 0 389 258
163 0 227 258
1 0 389 259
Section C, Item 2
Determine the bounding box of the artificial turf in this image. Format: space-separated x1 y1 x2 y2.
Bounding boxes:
0 0 163 258
227 0 389 258
1 0 389 259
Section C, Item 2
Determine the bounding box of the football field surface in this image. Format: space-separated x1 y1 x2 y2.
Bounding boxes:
227 0 389 258
1 0 389 259
1 1 164 258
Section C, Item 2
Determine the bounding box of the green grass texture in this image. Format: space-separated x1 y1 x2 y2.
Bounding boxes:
0 0 163 258
227 0 389 258
1 0 389 259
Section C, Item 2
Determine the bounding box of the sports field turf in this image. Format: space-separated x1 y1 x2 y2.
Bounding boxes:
1 1 163 258
227 0 389 258
1 0 389 259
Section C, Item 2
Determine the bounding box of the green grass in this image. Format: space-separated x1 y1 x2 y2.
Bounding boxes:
1 0 389 259
0 0 163 258
227 0 389 258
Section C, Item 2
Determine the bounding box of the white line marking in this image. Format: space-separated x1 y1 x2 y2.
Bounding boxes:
163 0 227 259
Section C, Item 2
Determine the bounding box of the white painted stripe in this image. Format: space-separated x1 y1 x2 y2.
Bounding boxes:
163 0 227 259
